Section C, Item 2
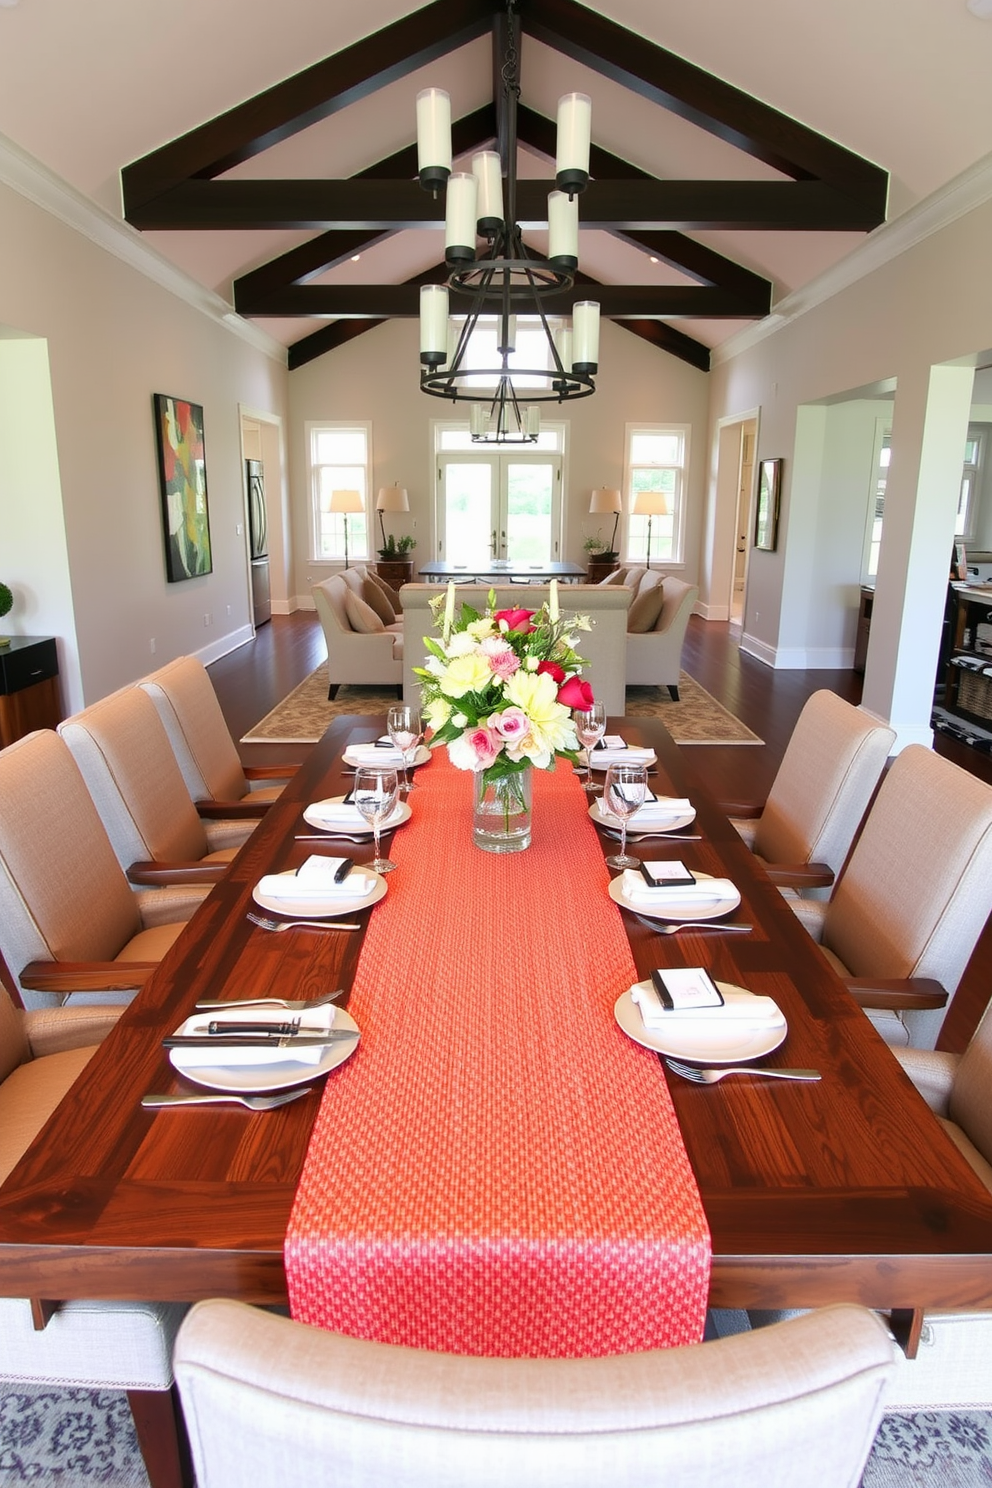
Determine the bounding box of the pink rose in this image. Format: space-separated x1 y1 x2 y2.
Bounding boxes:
494 607 535 634
491 707 529 741
466 726 501 768
536 659 566 684
558 676 595 709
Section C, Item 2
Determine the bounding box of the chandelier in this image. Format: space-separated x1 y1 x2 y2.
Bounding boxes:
416 1 600 444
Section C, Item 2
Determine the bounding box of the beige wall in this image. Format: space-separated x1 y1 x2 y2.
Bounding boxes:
286 316 709 607
0 177 289 711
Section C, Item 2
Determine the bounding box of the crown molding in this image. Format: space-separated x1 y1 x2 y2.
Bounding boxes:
0 130 287 367
712 149 992 366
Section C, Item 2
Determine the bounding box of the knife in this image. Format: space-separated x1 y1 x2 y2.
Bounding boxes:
163 1031 358 1049
205 1021 331 1036
333 857 355 883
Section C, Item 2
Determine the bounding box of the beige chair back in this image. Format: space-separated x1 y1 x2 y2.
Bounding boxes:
0 981 29 1085
59 688 210 870
754 691 895 879
0 732 142 1001
824 743 992 1048
175 1301 894 1488
140 656 247 804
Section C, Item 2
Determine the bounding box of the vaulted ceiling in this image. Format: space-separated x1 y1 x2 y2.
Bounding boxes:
2 0 991 372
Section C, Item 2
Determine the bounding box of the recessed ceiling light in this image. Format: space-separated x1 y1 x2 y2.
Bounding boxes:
967 0 992 17
649 256 659 263
351 255 361 262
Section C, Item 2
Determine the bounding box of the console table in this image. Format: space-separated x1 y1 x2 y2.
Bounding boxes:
0 636 60 747
417 560 586 583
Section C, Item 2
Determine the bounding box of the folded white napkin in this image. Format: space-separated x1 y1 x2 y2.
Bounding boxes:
257 855 374 901
345 744 406 765
588 745 656 767
620 870 736 905
307 797 403 828
630 797 692 824
169 1005 339 1067
630 981 781 1030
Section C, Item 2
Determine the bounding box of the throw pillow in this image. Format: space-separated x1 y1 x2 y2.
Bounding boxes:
597 568 626 586
343 588 385 634
627 581 667 633
367 568 403 612
362 576 396 624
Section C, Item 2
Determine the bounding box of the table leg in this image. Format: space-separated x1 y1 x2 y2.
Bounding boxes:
889 1308 925 1360
127 1385 193 1488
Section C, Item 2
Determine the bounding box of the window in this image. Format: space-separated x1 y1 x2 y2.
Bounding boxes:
307 422 371 562
958 427 985 541
432 422 565 566
861 421 891 584
624 426 688 564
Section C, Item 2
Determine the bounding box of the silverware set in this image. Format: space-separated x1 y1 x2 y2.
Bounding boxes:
194 993 344 1012
665 1058 820 1084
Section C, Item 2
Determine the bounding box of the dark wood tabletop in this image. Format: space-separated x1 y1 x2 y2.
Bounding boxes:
2 715 991 1322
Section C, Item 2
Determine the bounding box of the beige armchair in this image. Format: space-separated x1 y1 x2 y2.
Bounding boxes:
140 655 295 816
175 1300 894 1488
312 572 403 699
790 743 992 1048
723 690 895 896
625 575 699 699
0 731 202 1009
59 687 255 888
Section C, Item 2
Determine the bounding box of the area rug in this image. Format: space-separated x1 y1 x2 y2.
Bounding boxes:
241 668 762 746
2 1384 990 1487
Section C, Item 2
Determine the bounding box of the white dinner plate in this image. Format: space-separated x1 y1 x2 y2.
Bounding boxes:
589 796 696 835
583 747 657 770
608 869 741 922
168 1008 361 1093
252 869 387 919
614 983 787 1064
302 797 412 836
342 744 431 769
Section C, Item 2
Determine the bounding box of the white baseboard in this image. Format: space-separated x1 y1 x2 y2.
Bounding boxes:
740 634 856 669
295 594 317 611
889 721 935 753
739 632 776 667
195 625 254 666
696 600 730 621
270 598 294 616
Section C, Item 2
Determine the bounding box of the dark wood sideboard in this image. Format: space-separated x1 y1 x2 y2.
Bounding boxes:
0 636 61 747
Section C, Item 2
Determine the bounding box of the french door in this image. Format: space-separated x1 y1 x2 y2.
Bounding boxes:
437 453 562 566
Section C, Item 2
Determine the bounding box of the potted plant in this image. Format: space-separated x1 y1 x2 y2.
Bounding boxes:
583 536 619 580
0 582 12 650
377 534 417 562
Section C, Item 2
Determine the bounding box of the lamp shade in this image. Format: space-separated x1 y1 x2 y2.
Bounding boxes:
327 488 364 515
589 487 622 515
632 490 670 516
376 484 409 514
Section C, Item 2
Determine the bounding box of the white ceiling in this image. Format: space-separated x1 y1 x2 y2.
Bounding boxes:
1 0 991 359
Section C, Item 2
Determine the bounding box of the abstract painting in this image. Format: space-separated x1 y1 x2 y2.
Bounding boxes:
153 394 213 582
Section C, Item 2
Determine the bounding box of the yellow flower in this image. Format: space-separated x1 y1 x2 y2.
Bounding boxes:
504 670 576 763
466 617 496 639
439 651 493 697
424 696 452 729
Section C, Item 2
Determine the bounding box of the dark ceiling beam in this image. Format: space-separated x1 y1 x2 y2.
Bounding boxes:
289 318 386 370
130 178 878 233
614 320 710 374
522 0 888 214
121 0 497 216
244 283 756 318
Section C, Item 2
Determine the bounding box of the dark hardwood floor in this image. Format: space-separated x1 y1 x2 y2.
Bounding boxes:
208 611 992 1052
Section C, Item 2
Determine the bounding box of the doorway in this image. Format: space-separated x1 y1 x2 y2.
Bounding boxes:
239 408 287 624
731 421 757 627
437 451 562 566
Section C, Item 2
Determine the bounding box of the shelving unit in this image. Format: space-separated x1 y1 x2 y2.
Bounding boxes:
942 585 992 732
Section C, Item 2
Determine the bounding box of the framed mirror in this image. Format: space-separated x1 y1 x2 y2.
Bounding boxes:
754 458 782 552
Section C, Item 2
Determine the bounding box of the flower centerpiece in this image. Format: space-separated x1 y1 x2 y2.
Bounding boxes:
415 580 595 852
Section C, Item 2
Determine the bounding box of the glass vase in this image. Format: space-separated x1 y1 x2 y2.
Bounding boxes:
472 764 532 853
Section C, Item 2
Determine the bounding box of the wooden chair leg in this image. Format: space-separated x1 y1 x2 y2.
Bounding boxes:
327 683 340 700
667 683 680 702
127 1385 193 1488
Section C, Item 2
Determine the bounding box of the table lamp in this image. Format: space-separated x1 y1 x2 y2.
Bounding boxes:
326 488 364 567
375 484 410 551
631 489 670 568
588 487 622 557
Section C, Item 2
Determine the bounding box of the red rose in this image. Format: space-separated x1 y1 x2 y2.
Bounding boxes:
494 607 535 633
536 659 566 684
558 676 595 709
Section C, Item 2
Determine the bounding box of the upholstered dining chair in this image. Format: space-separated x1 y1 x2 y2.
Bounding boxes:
59 686 256 887
0 730 203 1009
139 655 296 816
789 743 992 1048
722 690 895 896
174 1300 895 1488
0 972 189 1488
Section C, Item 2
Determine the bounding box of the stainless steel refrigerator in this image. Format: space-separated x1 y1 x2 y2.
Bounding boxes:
246 459 271 626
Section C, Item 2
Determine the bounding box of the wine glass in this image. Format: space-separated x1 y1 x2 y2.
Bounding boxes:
353 766 400 873
573 702 607 792
603 761 647 870
387 704 423 794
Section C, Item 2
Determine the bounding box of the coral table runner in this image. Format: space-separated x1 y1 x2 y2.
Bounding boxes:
284 753 711 1356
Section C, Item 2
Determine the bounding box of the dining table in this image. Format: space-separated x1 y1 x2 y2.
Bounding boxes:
2 713 992 1484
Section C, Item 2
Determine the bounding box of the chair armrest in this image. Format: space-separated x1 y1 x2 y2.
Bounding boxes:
25 1005 125 1056
245 764 299 781
716 800 764 819
844 977 948 1011
764 862 835 889
894 1047 959 1115
127 861 229 886
134 884 211 928
20 961 159 993
196 798 269 819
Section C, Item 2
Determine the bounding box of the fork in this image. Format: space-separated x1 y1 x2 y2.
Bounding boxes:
141 1089 311 1110
195 992 344 1012
246 911 362 932
604 830 702 841
632 912 752 935
665 1059 820 1084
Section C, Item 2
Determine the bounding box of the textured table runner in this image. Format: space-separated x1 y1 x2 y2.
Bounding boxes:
284 752 711 1356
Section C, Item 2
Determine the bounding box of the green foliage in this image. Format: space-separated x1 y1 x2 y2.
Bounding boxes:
377 534 417 560
0 583 12 620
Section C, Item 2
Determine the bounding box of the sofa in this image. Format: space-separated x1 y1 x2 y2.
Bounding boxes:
311 566 405 699
624 572 699 699
400 583 632 714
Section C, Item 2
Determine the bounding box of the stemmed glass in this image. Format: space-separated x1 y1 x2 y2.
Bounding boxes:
387 704 423 794
573 702 607 792
353 766 400 874
603 761 648 870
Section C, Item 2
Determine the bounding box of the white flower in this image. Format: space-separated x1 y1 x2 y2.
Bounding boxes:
525 656 539 671
446 630 479 657
466 618 496 639
452 712 468 728
424 696 452 729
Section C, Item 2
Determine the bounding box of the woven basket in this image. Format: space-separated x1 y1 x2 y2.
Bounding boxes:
956 670 992 724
